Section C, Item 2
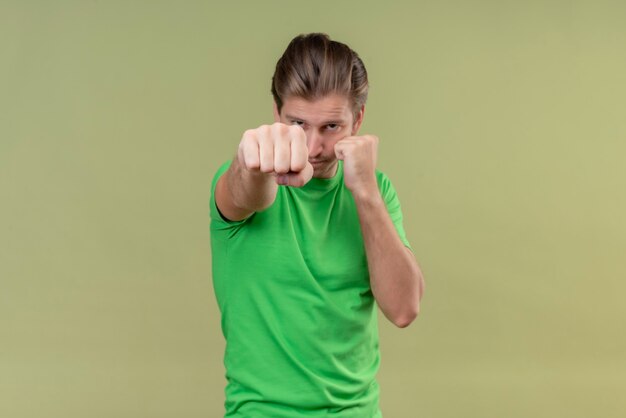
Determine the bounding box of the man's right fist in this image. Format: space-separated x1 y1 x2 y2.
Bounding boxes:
238 122 314 187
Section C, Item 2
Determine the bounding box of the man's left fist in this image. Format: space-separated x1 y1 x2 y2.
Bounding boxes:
334 134 379 195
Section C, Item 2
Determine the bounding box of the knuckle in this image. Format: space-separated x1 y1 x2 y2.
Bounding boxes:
244 155 259 169
247 161 260 170
289 124 304 135
239 141 253 155
272 122 287 132
258 124 271 135
258 132 272 146
291 157 306 170
241 129 256 142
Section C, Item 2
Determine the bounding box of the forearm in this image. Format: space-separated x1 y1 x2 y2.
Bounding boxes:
353 189 424 328
227 153 278 212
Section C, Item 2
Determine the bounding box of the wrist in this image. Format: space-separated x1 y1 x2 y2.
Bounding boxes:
350 181 381 203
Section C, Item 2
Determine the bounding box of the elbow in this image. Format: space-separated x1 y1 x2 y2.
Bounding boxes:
394 273 424 329
394 304 420 328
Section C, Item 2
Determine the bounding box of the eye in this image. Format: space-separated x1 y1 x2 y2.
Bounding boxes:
326 123 339 131
291 120 304 126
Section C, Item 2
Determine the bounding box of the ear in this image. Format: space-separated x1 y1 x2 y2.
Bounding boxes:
272 100 280 123
351 104 365 135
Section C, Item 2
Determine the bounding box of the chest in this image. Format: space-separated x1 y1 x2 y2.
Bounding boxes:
242 188 370 290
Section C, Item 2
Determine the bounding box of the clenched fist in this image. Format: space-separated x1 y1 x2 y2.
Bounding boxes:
334 134 379 195
238 122 314 187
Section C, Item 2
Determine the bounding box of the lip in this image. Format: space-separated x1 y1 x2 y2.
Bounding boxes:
309 160 324 164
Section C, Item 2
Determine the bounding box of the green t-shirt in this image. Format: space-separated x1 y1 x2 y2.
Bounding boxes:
209 158 411 418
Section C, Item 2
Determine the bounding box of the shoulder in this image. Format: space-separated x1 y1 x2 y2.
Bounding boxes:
210 159 234 193
213 159 232 180
210 159 252 228
374 168 404 208
375 168 392 191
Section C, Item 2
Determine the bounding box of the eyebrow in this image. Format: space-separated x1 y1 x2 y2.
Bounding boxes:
285 114 345 124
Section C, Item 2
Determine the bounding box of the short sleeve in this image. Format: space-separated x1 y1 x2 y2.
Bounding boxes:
377 171 413 251
209 159 253 231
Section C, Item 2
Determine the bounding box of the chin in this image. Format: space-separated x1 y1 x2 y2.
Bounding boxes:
312 162 336 179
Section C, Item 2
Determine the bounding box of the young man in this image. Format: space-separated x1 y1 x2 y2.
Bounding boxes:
209 33 425 418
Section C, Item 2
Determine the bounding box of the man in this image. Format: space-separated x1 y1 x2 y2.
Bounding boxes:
209 32 425 418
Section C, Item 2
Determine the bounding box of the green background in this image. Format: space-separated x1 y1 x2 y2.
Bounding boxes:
1 1 625 417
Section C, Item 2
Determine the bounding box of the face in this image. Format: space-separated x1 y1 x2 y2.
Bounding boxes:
273 93 364 179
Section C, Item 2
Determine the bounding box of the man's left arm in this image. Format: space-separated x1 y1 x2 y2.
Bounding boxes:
335 134 425 328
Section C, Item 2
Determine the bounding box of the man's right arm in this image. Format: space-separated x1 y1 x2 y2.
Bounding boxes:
215 155 278 222
214 123 313 222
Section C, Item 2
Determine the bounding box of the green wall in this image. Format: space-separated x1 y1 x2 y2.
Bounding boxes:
1 1 625 417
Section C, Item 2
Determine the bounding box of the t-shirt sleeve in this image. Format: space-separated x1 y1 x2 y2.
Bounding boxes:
209 159 253 231
378 172 413 251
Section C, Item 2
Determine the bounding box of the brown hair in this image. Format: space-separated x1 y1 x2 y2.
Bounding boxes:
271 33 369 121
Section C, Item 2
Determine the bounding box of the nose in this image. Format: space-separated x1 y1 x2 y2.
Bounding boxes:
306 129 323 159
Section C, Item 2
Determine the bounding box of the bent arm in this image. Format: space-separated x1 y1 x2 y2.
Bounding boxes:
353 189 425 328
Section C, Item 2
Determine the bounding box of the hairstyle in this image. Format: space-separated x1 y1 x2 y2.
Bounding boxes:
270 32 369 121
